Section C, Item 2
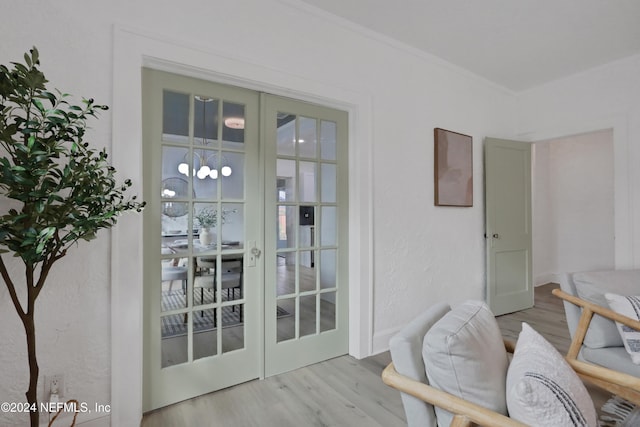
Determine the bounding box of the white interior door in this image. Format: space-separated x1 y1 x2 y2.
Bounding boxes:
142 69 261 410
263 95 349 377
485 137 533 316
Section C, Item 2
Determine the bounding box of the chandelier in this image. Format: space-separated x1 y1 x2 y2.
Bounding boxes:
177 95 232 180
177 152 232 180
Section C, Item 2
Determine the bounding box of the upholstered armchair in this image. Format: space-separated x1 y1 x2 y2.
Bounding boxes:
382 299 640 427
553 272 640 405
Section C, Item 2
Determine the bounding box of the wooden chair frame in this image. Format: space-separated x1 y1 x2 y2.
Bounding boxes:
382 339 526 427
552 288 640 405
382 294 640 426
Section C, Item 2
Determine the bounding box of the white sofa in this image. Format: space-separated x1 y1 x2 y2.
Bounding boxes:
558 269 640 377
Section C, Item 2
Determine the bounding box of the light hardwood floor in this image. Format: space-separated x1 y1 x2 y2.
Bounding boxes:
142 283 613 426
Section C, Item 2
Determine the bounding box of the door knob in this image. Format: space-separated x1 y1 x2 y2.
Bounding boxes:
247 241 261 267
492 234 499 239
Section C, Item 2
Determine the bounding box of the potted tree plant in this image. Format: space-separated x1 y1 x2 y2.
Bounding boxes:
0 48 144 426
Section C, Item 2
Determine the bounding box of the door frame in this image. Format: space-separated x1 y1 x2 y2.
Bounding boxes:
522 117 632 270
111 26 374 425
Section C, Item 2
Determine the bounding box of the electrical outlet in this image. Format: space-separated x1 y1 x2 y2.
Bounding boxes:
45 374 64 398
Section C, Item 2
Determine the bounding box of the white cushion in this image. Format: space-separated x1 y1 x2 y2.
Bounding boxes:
573 270 640 348
581 346 640 377
507 323 597 427
422 300 508 427
389 302 451 427
604 293 640 364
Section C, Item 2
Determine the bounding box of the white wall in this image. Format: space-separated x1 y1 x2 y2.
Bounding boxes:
1 0 515 425
533 130 615 284
518 54 640 269
2 0 637 424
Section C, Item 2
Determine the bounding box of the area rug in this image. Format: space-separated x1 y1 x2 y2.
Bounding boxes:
161 290 289 338
599 396 640 427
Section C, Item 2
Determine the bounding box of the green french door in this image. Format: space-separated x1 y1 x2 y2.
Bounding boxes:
142 69 261 410
142 69 348 411
263 95 349 376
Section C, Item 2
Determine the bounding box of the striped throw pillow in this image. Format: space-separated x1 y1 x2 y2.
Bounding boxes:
605 293 640 364
506 322 597 427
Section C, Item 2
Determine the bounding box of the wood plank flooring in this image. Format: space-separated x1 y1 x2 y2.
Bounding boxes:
142 283 614 426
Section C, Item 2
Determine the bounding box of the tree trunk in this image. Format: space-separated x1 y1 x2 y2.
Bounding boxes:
22 312 39 427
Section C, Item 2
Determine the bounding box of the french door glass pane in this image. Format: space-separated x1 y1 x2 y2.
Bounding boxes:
320 120 336 161
299 295 316 337
161 145 191 250
193 148 218 200
222 102 245 148
161 261 187 312
277 206 296 249
277 114 296 156
299 223 313 249
194 96 218 145
194 309 217 360
320 206 337 246
161 313 188 367
321 163 337 203
320 292 336 332
161 203 190 256
221 203 243 247
194 202 218 251
162 91 189 144
162 146 189 180
298 116 317 158
276 254 294 297
299 161 316 202
221 151 245 199
276 159 296 201
299 250 316 292
221 304 245 353
277 297 296 342
319 249 337 290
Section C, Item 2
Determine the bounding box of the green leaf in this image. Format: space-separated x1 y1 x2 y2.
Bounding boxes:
30 46 39 65
0 47 144 271
81 232 97 242
32 98 45 112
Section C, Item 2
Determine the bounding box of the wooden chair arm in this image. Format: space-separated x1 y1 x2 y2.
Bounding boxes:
382 363 527 427
552 289 640 332
566 357 640 405
568 358 640 392
552 288 640 404
503 338 516 354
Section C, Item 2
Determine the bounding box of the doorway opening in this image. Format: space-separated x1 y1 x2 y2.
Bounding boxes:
532 129 614 285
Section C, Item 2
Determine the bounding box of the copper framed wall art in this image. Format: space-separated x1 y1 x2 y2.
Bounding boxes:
434 128 473 207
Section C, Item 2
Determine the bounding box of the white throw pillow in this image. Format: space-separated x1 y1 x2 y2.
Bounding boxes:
422 300 509 427
506 322 597 427
604 293 640 365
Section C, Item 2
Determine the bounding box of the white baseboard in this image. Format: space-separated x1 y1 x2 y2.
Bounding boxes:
40 410 110 427
78 414 110 427
535 273 562 286
371 326 401 356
